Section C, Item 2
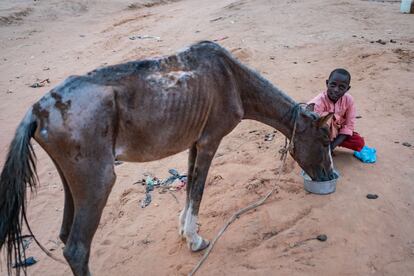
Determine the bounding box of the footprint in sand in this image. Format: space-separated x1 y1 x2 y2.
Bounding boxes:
168 241 185 255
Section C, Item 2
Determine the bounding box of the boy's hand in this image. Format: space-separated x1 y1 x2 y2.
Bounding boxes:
330 134 349 151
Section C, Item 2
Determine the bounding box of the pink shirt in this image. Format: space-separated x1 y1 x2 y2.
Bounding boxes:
308 91 356 140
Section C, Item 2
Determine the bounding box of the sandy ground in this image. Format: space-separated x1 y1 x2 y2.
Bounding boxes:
1 0 414 275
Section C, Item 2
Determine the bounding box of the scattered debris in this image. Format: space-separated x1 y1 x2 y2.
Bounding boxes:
17 235 33 250
284 234 328 250
376 39 386 45
213 36 229 42
140 175 159 208
162 168 187 188
13 257 37 268
402 142 412 147
390 39 397 43
6 89 13 94
30 78 50 88
264 133 275 141
245 178 266 192
210 16 224 22
129 35 161 41
133 178 146 185
141 237 153 245
141 191 152 208
316 234 328 242
140 169 187 208
366 194 379 199
127 3 138 9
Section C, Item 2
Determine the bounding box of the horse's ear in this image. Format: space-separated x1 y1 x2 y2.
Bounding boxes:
306 103 315 112
318 112 334 128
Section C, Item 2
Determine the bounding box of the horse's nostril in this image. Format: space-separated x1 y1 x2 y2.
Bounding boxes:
328 170 338 180
315 169 325 181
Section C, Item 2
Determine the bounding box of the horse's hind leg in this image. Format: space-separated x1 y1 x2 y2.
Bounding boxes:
52 160 74 244
61 159 116 276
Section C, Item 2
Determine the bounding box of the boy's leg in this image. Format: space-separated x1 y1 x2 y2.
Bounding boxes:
339 132 365 151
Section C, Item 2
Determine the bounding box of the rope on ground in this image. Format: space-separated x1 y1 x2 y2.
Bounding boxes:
189 120 298 276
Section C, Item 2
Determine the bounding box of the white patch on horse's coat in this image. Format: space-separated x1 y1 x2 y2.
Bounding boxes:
179 207 187 236
40 128 48 140
115 146 126 158
183 203 203 250
177 46 190 53
328 147 334 170
146 71 194 89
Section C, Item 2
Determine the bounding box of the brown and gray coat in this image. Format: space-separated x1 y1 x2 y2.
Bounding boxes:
0 41 334 276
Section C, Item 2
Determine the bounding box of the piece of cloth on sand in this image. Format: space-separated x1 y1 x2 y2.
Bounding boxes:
354 145 376 163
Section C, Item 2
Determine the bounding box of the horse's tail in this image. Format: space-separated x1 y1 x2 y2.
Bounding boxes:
0 109 38 275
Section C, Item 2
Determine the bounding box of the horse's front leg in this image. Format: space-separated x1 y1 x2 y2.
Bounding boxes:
179 143 197 237
183 138 220 252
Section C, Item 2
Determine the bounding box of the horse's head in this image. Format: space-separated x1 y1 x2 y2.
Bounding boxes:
289 106 336 181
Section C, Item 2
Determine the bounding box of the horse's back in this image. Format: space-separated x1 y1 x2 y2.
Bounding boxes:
112 65 217 162
33 41 242 163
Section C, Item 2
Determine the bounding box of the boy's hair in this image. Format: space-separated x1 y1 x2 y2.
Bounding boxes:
329 68 351 83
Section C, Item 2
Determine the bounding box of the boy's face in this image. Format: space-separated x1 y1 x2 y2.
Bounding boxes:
326 72 350 102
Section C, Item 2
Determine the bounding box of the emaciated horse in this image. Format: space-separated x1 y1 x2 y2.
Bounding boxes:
0 41 335 275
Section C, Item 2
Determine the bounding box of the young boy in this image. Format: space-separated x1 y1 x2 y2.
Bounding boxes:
308 68 365 152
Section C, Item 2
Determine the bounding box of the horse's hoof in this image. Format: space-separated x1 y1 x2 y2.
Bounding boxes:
179 229 186 240
190 239 210 252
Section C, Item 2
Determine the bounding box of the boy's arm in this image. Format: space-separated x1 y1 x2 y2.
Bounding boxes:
339 96 356 136
332 96 356 150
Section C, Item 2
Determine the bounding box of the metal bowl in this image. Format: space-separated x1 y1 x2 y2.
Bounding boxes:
301 170 340 195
